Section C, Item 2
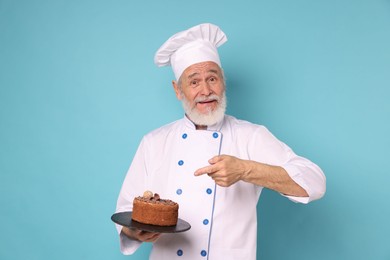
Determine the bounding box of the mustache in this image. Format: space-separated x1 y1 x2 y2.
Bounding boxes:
195 94 220 103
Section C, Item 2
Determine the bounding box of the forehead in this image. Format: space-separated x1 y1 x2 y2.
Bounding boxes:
182 61 222 78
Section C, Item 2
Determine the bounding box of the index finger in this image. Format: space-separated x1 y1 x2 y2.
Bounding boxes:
194 165 214 176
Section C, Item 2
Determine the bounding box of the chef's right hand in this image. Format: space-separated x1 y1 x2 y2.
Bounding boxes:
121 226 161 242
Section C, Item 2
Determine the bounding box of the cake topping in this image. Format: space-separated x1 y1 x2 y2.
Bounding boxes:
143 190 153 199
142 191 162 201
153 193 160 201
136 192 177 205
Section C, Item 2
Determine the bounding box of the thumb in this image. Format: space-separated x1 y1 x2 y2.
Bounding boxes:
208 155 222 164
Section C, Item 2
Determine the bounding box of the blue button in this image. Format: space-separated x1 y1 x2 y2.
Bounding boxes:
201 250 207 257
182 133 187 139
213 132 219 138
176 189 182 195
177 249 183 256
178 160 184 166
206 188 212 194
203 219 209 225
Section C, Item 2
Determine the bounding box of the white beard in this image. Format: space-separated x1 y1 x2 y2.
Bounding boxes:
181 92 227 126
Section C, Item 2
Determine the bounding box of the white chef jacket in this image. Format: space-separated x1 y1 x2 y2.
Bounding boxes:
115 115 326 260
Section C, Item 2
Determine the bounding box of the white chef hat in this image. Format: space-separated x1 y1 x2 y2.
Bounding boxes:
154 23 227 80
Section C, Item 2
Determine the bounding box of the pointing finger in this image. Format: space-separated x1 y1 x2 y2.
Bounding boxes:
195 164 219 176
194 166 212 176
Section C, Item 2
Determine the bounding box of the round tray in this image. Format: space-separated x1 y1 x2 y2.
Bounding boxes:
111 211 191 233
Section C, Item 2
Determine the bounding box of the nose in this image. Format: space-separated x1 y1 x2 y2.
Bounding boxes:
199 82 212 96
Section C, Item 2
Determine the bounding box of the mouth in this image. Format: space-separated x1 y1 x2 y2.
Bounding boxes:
196 99 218 109
195 99 218 114
198 99 217 104
193 95 221 112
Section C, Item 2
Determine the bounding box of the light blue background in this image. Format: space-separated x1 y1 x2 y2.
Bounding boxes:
1 0 389 259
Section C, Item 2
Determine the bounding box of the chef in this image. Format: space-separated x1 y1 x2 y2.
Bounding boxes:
115 23 326 260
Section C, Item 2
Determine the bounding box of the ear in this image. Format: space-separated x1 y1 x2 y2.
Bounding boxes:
172 80 182 100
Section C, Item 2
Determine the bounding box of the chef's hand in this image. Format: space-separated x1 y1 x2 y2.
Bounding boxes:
121 226 161 243
194 155 250 187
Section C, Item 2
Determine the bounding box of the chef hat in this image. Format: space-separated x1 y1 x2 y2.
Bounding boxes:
154 23 227 80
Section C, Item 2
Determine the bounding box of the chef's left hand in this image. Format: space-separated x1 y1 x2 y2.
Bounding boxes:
194 155 250 187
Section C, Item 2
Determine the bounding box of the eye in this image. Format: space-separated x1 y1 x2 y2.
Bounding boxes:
190 80 199 87
208 77 217 83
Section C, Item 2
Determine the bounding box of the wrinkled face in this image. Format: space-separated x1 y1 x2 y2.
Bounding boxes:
173 61 226 126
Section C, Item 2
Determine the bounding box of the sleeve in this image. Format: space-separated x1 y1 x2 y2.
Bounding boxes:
280 143 326 204
250 126 326 204
114 137 149 255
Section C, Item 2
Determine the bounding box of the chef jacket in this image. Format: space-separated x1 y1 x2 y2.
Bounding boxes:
115 115 326 260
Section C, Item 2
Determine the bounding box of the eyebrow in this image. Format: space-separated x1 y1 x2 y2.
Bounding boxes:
187 72 199 79
208 69 219 75
187 69 219 79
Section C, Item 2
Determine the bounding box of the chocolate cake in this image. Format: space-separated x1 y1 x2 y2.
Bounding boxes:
132 191 179 226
